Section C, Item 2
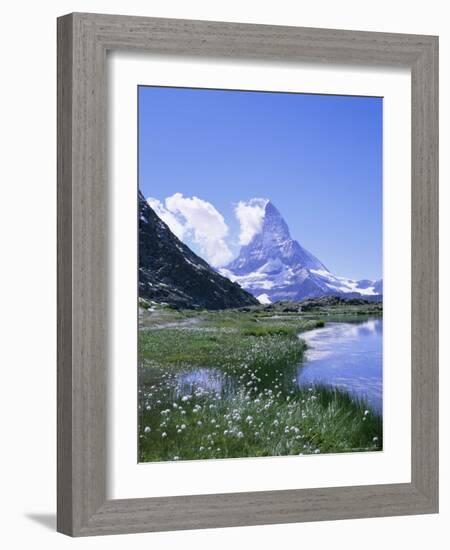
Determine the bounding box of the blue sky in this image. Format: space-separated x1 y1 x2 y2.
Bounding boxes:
139 86 382 280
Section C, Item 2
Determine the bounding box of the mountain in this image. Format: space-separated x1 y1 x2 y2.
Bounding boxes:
221 200 382 304
138 191 258 310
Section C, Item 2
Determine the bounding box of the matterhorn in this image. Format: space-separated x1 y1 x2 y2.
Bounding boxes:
220 200 382 304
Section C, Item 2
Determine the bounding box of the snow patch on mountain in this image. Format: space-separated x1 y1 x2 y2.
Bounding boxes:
257 293 272 304
310 270 380 297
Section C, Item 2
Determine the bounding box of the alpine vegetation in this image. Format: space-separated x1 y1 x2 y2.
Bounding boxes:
138 306 382 462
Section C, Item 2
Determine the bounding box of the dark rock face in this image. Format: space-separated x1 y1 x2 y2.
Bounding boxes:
297 296 382 311
138 191 258 310
254 296 383 313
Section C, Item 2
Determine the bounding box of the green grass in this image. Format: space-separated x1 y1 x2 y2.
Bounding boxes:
139 316 322 371
138 307 382 462
139 384 382 462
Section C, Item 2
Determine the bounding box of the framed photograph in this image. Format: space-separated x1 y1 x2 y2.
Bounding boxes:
57 13 438 536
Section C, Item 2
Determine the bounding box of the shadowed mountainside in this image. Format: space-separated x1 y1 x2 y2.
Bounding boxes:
139 191 258 310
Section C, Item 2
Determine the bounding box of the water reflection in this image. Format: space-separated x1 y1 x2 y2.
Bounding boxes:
170 318 383 412
297 319 383 412
176 368 228 395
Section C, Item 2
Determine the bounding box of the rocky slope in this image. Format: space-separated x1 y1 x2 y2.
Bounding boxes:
139 191 258 310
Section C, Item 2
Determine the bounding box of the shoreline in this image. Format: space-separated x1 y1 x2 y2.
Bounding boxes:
138 301 383 462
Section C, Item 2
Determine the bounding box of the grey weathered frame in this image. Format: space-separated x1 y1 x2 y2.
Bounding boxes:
57 12 438 537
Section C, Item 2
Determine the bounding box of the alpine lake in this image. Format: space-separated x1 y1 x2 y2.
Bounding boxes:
138 299 383 462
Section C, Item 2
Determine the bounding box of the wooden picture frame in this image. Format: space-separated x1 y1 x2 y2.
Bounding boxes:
57 12 438 536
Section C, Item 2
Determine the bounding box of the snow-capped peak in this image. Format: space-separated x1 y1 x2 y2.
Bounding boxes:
226 200 327 276
260 201 291 243
223 200 382 303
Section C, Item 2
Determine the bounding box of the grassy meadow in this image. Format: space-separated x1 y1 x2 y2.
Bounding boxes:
138 302 382 462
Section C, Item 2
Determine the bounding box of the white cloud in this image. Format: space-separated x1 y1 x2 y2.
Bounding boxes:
234 198 268 245
146 198 186 240
146 193 233 267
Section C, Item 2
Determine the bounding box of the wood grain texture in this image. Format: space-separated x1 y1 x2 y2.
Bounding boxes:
57 13 74 535
57 12 439 537
410 36 439 506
